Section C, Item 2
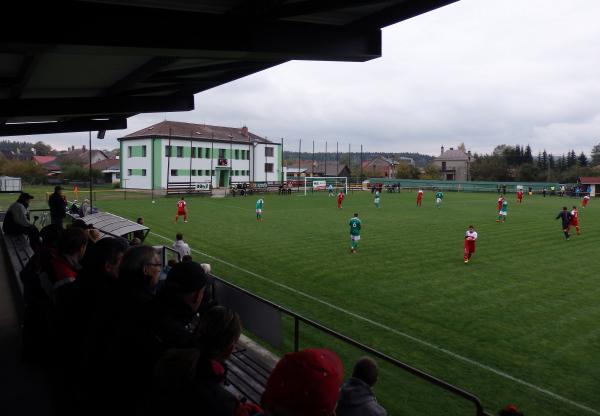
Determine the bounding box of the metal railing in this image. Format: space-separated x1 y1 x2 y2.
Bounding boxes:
206 273 492 416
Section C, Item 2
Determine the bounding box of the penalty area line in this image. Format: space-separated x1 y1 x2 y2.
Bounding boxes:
150 231 600 416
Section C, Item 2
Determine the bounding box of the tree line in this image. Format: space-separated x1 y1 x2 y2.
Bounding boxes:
471 144 600 182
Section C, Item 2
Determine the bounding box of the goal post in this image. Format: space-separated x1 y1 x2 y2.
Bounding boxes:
303 176 348 196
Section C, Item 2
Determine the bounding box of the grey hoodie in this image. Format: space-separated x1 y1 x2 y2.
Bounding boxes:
336 377 387 416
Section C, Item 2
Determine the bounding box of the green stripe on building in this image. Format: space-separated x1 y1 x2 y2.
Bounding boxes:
152 138 162 189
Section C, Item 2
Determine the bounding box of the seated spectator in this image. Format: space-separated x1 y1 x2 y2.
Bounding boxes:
80 198 91 217
181 254 193 262
336 357 387 416
173 232 191 259
130 237 142 246
48 227 88 291
151 306 261 416
133 217 145 240
146 261 208 352
70 200 80 215
260 348 344 416
2 192 39 246
498 404 524 416
118 245 162 303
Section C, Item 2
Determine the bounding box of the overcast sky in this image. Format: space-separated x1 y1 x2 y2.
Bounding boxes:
28 0 600 157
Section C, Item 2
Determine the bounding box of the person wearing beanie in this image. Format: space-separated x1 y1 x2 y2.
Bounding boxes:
260 348 344 416
498 404 524 416
336 357 387 416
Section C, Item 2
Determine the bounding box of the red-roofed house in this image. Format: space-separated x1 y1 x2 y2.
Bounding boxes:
578 177 600 197
32 155 61 175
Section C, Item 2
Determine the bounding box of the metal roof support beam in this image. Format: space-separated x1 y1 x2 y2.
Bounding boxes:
352 0 459 29
0 118 127 136
0 95 194 118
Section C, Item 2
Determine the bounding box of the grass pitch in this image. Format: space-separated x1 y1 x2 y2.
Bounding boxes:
4 188 600 415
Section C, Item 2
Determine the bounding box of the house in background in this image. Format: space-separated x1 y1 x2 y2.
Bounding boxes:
32 155 62 176
578 177 600 197
285 160 351 179
60 145 112 164
433 146 472 181
90 158 121 183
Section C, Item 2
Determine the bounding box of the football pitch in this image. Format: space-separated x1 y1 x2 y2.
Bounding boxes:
5 189 599 415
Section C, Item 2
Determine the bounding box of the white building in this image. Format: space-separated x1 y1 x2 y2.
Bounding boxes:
119 121 282 189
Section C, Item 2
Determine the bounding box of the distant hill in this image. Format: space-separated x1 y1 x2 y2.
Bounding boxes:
283 151 434 167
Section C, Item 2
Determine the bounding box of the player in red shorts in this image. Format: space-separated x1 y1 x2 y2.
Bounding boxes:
497 195 504 212
516 189 523 204
174 196 188 223
464 225 478 264
582 194 590 208
337 191 345 209
416 189 423 207
570 205 580 235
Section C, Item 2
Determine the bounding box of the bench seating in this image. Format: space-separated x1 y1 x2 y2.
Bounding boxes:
0 226 33 296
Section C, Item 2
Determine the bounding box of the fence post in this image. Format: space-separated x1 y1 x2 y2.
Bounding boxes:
294 317 299 352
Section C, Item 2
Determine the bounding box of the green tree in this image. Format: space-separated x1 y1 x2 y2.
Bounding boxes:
470 156 509 181
1 160 46 184
524 145 533 163
517 163 540 181
395 162 420 179
578 152 588 167
420 164 441 180
33 141 52 156
61 164 102 181
590 143 600 166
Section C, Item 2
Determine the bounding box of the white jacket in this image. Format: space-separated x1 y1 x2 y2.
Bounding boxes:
172 240 191 259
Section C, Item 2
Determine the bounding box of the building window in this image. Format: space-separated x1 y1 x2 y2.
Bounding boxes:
198 147 202 158
205 148 210 158
211 170 215 176
176 146 183 157
442 161 447 170
127 146 132 158
165 145 172 157
205 170 210 176
142 169 147 176
191 169 196 176
128 169 132 176
265 163 274 173
265 147 274 157
142 145 147 157
218 148 226 158
171 169 178 176
235 149 240 159
116 173 120 179
191 147 196 158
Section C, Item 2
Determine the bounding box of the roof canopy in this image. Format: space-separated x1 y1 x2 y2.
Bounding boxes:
79 212 148 239
0 0 457 136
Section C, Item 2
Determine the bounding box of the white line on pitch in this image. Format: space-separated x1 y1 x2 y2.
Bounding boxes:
150 231 600 416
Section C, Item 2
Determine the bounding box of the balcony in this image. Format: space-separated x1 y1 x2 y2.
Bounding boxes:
217 158 228 167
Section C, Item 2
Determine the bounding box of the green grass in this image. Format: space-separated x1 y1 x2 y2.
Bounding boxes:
4 188 600 415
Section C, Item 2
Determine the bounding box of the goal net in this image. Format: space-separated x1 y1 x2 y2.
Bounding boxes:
303 177 348 196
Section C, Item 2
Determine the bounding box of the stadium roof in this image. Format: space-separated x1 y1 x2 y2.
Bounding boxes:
0 0 457 137
121 120 272 144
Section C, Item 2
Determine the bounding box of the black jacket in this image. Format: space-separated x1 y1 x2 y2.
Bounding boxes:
556 211 572 228
48 192 67 218
337 378 387 416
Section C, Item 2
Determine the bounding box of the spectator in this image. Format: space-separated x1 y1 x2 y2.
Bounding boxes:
151 306 261 416
336 357 387 416
130 237 142 246
2 192 39 246
498 404 524 416
133 217 145 240
48 227 88 291
49 185 68 226
80 198 91 217
146 261 208 353
181 254 193 262
260 348 344 416
173 232 191 259
118 245 162 302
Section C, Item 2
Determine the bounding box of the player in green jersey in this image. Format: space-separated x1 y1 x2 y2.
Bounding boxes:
435 191 444 208
256 198 264 221
374 190 381 208
349 212 362 253
496 199 508 223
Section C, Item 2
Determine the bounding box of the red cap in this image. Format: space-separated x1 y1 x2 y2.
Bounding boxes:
261 348 344 416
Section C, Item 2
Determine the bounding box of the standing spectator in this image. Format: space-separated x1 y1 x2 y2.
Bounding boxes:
336 357 387 416
49 185 68 226
260 348 344 416
173 233 191 259
555 206 573 240
2 192 39 245
542 188 547 198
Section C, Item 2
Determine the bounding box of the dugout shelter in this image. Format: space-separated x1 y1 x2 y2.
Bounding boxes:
76 211 150 243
